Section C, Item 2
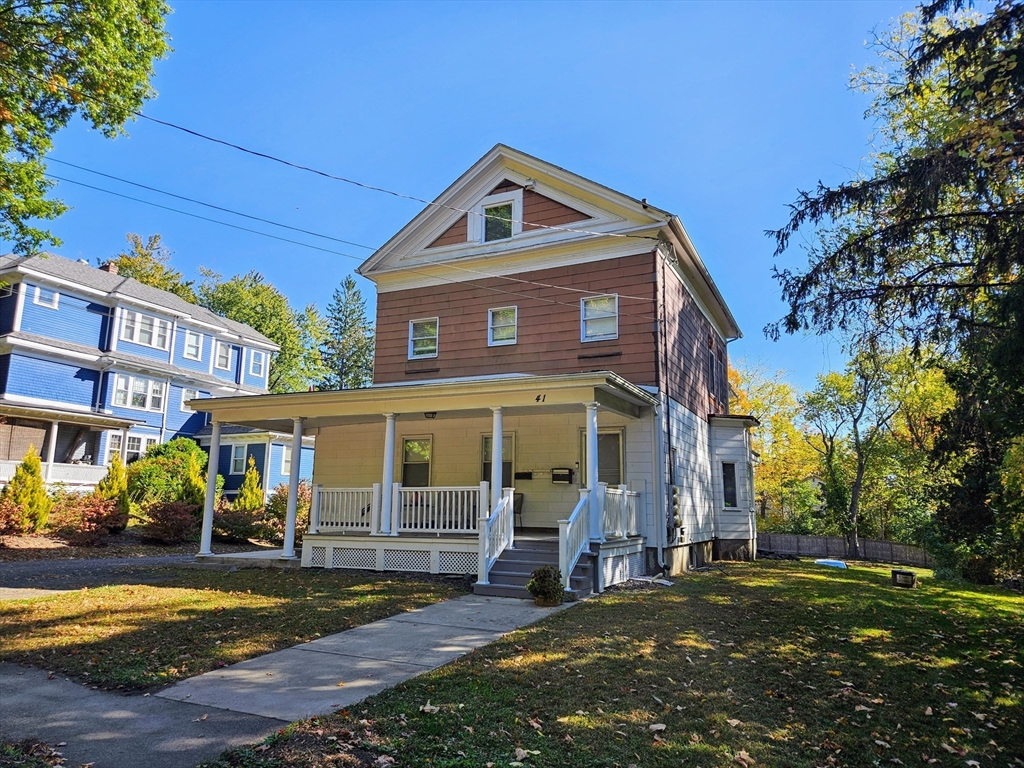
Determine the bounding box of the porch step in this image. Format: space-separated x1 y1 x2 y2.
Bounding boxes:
474 543 595 600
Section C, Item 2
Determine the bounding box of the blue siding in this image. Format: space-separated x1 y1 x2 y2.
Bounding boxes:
166 383 209 438
19 282 107 347
241 348 269 389
217 441 267 495
266 442 314 492
172 326 211 373
103 369 164 428
5 353 98 408
0 284 18 335
211 342 241 383
118 336 172 361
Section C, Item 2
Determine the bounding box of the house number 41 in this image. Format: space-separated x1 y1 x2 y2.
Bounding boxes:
535 394 546 402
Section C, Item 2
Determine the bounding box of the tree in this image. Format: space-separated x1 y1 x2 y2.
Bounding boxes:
197 269 325 393
319 275 374 390
0 0 171 252
0 445 51 531
233 455 264 513
95 452 130 531
109 234 197 302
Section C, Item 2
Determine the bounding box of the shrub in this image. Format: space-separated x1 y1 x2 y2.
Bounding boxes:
213 497 261 543
139 501 200 544
180 451 208 507
48 492 127 547
0 496 24 542
234 455 264 513
94 454 130 533
1 446 51 531
127 438 209 505
526 564 564 604
259 480 311 545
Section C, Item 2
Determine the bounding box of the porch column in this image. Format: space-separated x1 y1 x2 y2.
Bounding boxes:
281 417 304 559
199 421 221 556
44 421 59 482
490 406 503 513
379 413 397 535
586 402 602 541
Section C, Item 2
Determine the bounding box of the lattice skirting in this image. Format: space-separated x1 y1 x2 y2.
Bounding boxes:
438 550 477 575
383 549 430 572
333 548 376 570
309 546 326 568
602 551 647 587
302 538 478 573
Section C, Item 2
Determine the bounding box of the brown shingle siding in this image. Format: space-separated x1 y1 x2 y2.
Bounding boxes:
426 215 468 249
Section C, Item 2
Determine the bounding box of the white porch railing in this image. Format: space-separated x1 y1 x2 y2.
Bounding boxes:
0 460 107 488
604 485 641 539
313 485 378 533
477 486 515 585
558 488 591 591
395 484 485 535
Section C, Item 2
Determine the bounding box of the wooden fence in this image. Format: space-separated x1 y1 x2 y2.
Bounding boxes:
757 533 933 567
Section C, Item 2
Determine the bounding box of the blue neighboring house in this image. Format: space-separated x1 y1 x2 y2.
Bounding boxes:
193 424 315 498
0 253 313 495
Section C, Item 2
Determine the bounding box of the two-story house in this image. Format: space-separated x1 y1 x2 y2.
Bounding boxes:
0 254 312 495
192 146 757 596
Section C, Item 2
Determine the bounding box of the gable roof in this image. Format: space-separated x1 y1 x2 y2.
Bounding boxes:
0 253 279 349
357 144 741 339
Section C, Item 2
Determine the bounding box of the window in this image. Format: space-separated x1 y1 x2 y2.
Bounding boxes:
181 388 200 412
580 430 623 487
708 348 718 398
408 318 439 359
231 444 247 475
32 285 59 309
470 190 523 243
481 434 514 488
215 341 232 370
107 432 123 465
121 310 170 350
250 349 266 378
113 374 166 412
282 445 292 476
488 307 517 346
183 330 203 361
581 295 618 342
402 437 432 487
483 203 513 242
722 462 738 508
126 436 143 463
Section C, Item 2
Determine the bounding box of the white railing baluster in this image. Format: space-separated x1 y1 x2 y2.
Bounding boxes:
477 486 515 585
558 488 591 591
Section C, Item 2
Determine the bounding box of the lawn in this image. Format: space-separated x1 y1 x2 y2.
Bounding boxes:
206 561 1023 768
0 569 466 690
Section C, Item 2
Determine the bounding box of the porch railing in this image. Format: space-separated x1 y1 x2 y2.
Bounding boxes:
477 486 515 585
603 485 641 539
0 460 108 488
395 484 485 535
558 488 591 591
313 485 378 533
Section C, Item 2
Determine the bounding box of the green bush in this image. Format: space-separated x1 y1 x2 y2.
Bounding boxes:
95 453 130 533
139 501 200 544
234 455 264 513
179 450 208 507
526 564 564 603
259 480 311 545
127 437 210 505
1 446 51 531
48 491 127 547
213 496 261 543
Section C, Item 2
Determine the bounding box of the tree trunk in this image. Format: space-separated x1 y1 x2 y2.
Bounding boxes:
847 461 867 560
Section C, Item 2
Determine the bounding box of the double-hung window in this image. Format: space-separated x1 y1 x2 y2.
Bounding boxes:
33 286 59 309
488 307 517 346
408 318 439 359
113 374 166 412
231 444 247 475
250 350 266 378
181 388 200 412
481 434 514 488
402 437 432 487
282 445 293 476
183 330 203 361
107 433 123 465
121 310 170 350
581 295 618 342
215 341 232 370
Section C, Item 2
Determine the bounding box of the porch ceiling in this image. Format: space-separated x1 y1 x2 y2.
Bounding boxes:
0 402 141 430
190 371 656 433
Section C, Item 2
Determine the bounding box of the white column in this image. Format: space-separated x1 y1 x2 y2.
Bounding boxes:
490 406 503 513
586 402 602 541
44 421 59 482
282 417 304 559
199 421 221 556
379 413 397 535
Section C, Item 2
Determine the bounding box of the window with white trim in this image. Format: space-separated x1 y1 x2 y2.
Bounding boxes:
125 435 156 463
722 462 738 508
121 310 171 350
581 295 618 342
402 437 432 488
481 433 514 488
488 307 517 346
408 318 439 359
215 341 232 370
231 444 247 475
282 445 293 476
250 349 266 378
181 388 200 412
32 285 59 309
469 190 523 243
107 432 123 465
183 330 203 361
113 373 166 412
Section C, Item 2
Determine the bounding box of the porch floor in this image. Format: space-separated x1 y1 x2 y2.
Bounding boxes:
195 549 302 569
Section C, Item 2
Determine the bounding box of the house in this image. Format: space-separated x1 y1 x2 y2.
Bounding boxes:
0 253 310 495
194 424 314 499
192 145 758 596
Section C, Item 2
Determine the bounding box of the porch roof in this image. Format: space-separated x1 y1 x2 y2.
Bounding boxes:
189 371 657 432
0 400 141 430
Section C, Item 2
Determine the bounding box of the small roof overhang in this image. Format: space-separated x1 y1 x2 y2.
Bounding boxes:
0 401 142 430
709 413 760 428
190 372 658 433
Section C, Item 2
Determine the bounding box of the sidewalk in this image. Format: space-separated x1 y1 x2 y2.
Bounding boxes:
1 593 569 767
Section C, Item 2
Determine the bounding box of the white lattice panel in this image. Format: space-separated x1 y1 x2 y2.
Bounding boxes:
438 551 476 574
309 546 326 568
628 552 645 579
603 553 629 587
332 548 376 570
382 549 430 572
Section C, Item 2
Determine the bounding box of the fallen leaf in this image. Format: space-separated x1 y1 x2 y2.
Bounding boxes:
336 681 345 687
875 740 891 748
514 747 529 761
925 707 933 716
856 705 874 712
649 723 667 732
734 749 756 767
727 718 742 727
419 700 440 714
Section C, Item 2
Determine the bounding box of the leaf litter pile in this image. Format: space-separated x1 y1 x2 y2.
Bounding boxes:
204 561 1023 768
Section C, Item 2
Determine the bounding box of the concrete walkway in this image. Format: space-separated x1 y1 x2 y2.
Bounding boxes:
1 593 569 767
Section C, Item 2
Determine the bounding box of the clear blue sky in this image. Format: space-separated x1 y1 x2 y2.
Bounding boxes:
15 0 914 391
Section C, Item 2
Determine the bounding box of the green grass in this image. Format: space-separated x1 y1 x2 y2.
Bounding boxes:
0 569 465 690
0 740 63 767
205 561 1023 768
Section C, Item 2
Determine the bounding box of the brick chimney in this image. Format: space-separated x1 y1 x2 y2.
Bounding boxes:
98 261 119 275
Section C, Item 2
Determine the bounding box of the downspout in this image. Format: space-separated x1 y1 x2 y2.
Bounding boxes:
654 247 673 570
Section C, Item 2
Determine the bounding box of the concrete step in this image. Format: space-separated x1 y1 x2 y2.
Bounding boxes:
472 582 590 601
485 572 593 590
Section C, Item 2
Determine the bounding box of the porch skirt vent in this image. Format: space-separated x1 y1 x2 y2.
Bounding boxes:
383 549 430 572
333 548 376 570
439 551 477 575
603 552 647 588
309 546 327 568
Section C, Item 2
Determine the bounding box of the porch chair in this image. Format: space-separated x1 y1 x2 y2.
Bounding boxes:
513 492 525 532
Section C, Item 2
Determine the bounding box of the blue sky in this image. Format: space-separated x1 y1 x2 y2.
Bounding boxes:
16 0 914 391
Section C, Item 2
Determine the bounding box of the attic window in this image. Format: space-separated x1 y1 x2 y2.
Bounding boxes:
470 189 523 243
484 203 513 241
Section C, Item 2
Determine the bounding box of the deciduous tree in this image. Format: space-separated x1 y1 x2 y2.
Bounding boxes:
109 234 197 302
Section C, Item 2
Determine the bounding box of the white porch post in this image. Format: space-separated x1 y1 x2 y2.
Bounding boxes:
379 413 396 535
490 406 503 513
199 421 221 556
44 420 59 482
586 402 602 542
281 417 304 559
